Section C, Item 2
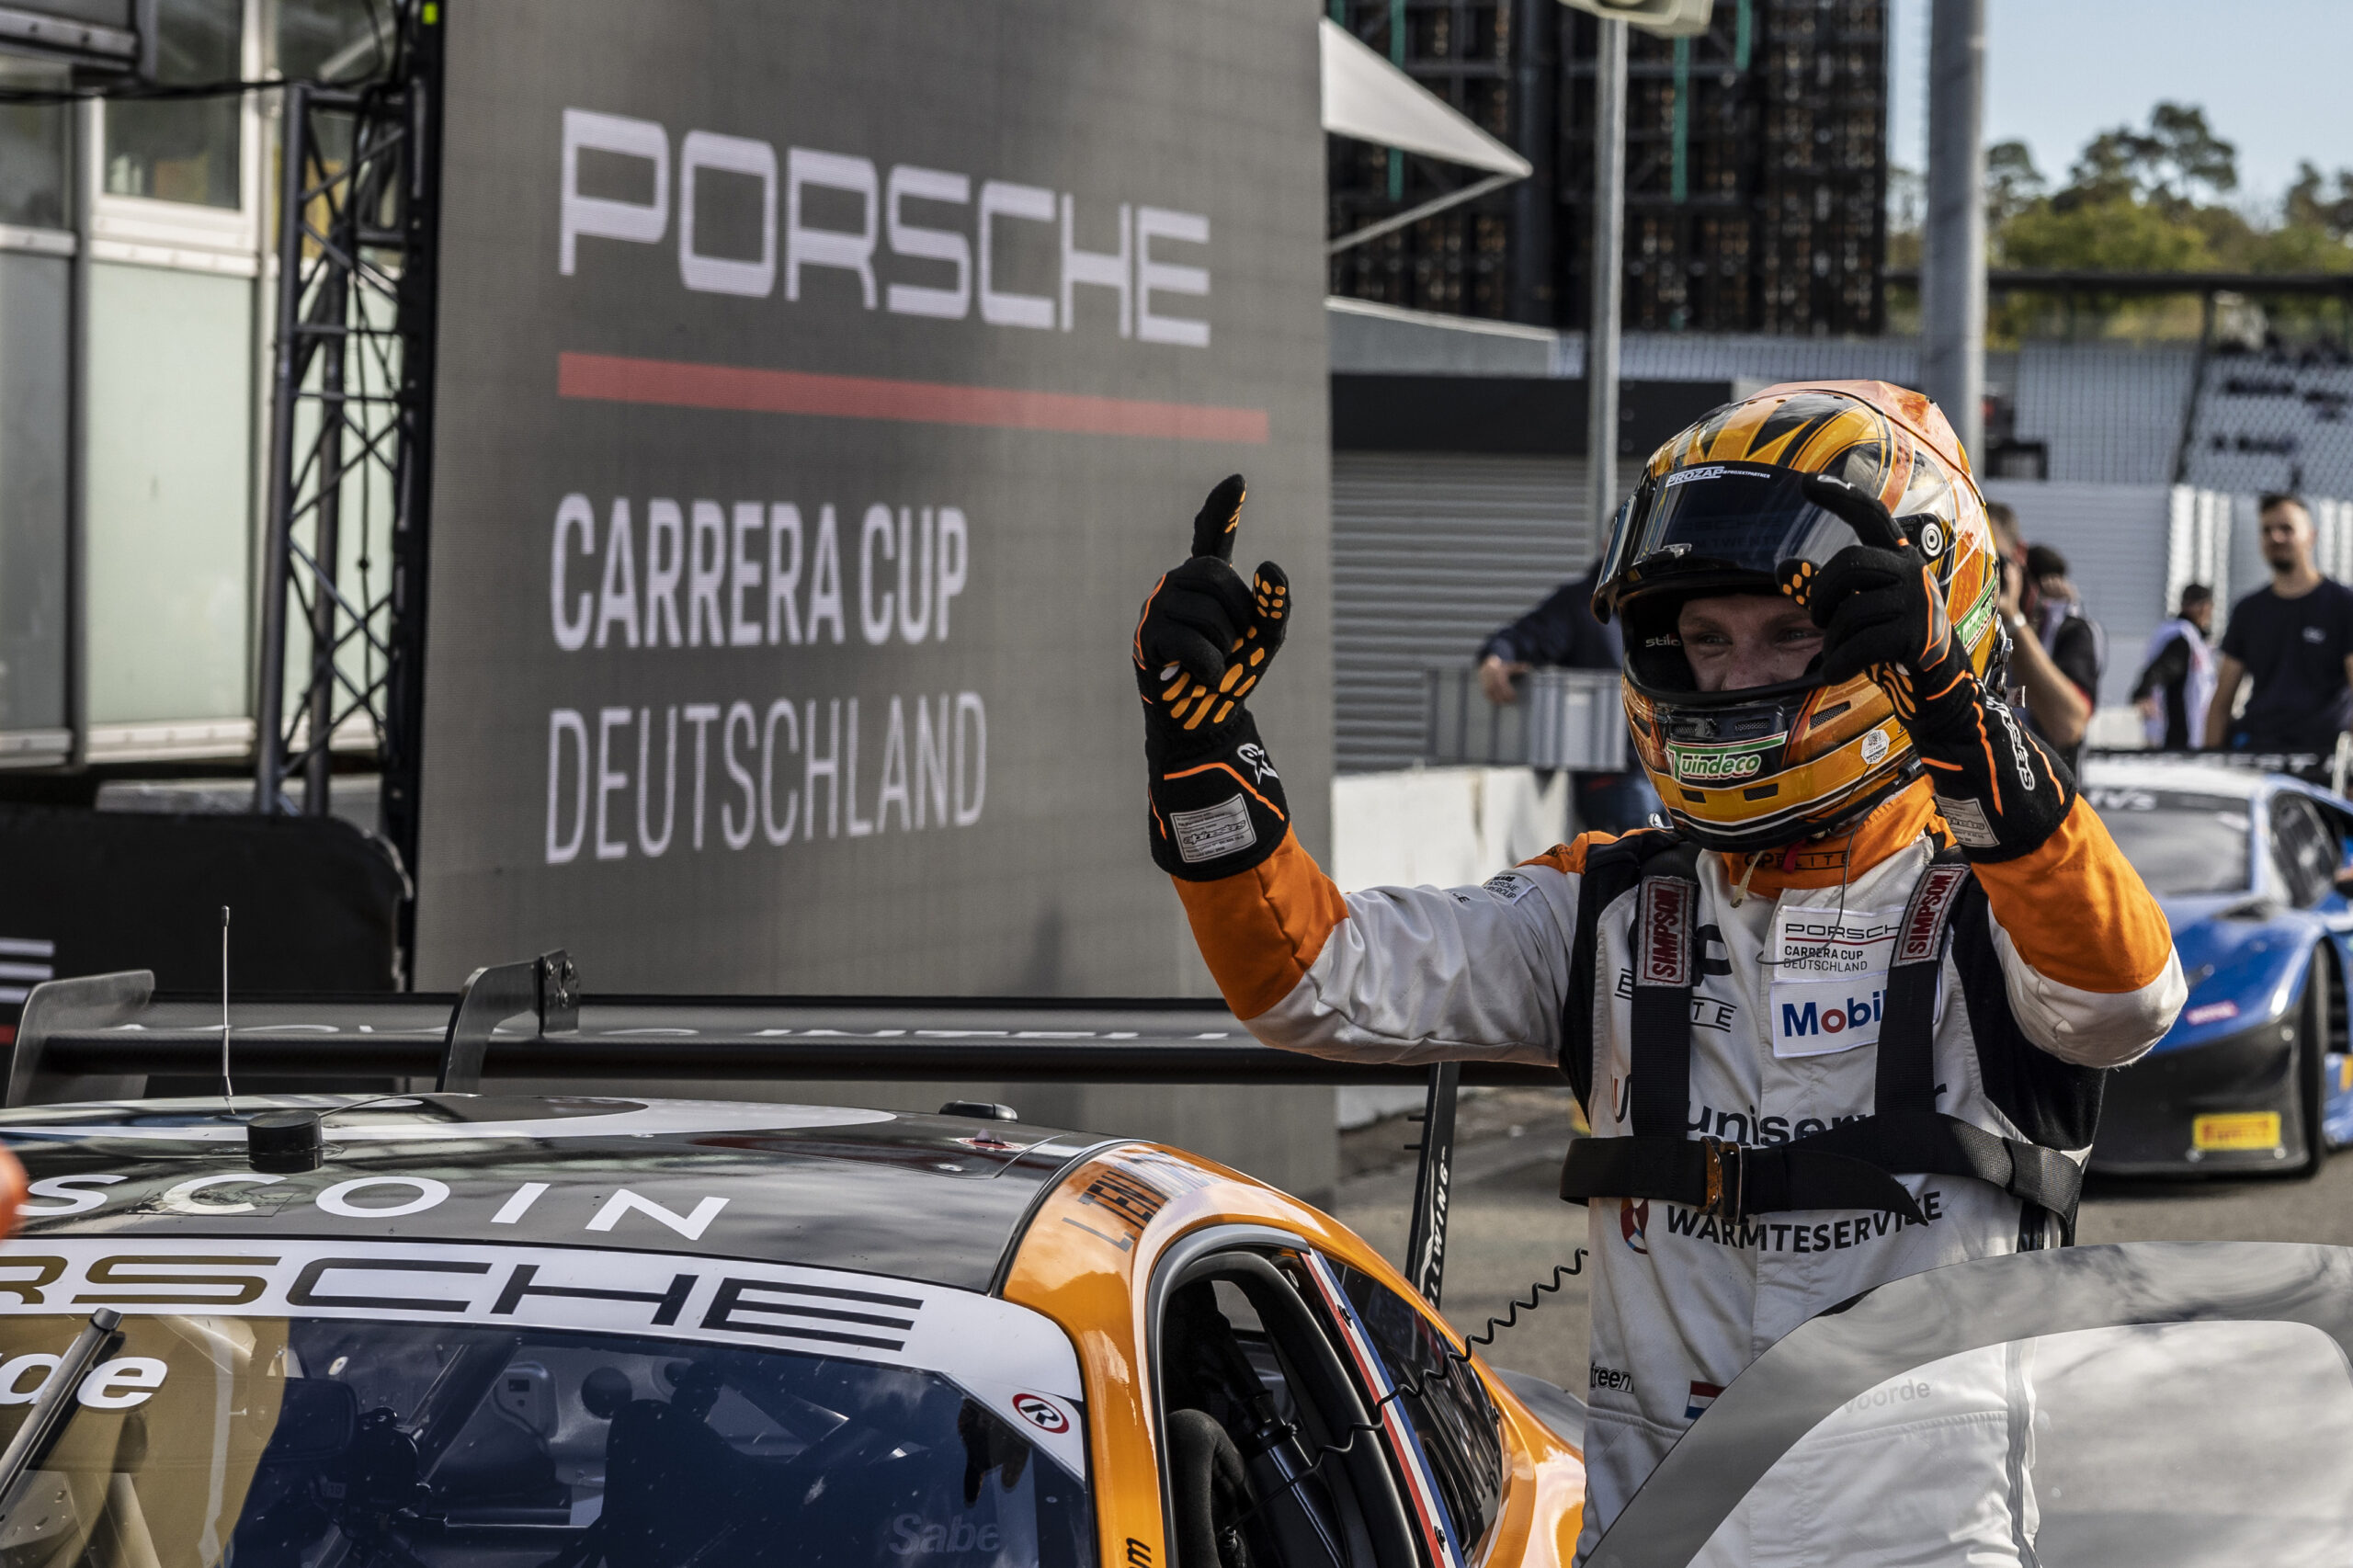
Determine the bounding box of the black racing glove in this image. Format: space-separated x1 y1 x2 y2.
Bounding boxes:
1780 472 2073 861
1134 475 1293 880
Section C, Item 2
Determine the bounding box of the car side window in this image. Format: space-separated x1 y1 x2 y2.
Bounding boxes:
2270 795 2337 908
1325 1262 1503 1554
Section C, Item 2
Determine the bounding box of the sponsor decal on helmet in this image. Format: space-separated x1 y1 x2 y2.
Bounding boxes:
1666 741 1771 783
1955 574 1998 652
1859 726 1891 767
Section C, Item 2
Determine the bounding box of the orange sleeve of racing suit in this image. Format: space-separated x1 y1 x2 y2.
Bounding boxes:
1172 828 1351 1021
1965 796 2184 1064
1171 832 1595 1074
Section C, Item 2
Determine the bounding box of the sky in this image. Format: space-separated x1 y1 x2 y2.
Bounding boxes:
1886 0 2353 214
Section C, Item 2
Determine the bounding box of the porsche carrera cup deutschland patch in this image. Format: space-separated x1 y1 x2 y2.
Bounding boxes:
1169 795 1255 863
1769 905 1901 1057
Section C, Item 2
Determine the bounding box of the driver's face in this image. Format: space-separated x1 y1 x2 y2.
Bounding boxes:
1678 594 1824 692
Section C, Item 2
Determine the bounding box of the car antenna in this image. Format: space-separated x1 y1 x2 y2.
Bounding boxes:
221 905 236 1116
226 902 324 1173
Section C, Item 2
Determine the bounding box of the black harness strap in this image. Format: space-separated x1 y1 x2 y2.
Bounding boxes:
1628 846 1702 1138
1874 854 1972 1115
1558 841 2086 1239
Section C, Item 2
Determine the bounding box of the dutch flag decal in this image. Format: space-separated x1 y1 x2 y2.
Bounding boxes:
1685 1381 1722 1421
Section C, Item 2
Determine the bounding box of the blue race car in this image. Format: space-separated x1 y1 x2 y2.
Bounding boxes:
2083 756 2353 1176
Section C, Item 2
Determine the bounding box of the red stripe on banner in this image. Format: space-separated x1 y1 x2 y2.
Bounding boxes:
557 352 1270 445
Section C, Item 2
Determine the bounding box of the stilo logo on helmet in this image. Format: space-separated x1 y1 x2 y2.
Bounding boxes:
1591 381 2003 854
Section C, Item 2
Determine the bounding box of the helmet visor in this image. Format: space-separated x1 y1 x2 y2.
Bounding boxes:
1595 462 1866 618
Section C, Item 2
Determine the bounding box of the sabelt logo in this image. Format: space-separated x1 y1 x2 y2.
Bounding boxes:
1668 744 1768 783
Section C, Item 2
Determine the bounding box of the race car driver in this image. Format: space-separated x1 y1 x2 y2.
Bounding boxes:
1131 381 2185 1554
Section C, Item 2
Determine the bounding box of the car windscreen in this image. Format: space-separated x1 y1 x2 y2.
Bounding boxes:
0 1313 1092 1568
1682 1319 2353 1566
2084 787 2251 896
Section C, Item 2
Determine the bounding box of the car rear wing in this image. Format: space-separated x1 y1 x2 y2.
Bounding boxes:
2087 741 2353 799
11 955 1542 1308
7 953 1558 1098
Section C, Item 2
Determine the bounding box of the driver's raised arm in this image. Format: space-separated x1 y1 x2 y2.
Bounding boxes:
1131 476 1574 1070
1168 828 1590 1071
1968 802 2182 1066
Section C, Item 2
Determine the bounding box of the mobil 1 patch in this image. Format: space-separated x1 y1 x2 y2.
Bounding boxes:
1768 903 1899 1058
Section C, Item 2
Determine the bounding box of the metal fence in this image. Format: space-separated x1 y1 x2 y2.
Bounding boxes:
1424 665 1628 768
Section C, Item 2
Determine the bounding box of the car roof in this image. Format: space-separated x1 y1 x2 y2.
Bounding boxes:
0 1094 1120 1292
2080 756 2270 800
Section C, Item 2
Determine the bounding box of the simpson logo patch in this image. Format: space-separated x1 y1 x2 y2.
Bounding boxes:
1896 864 1971 964
1637 879 1696 986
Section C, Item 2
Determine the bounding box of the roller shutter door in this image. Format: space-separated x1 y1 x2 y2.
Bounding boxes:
1332 453 1597 773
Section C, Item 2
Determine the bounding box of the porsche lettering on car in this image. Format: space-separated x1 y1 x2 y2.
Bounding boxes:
0 1085 1586 1568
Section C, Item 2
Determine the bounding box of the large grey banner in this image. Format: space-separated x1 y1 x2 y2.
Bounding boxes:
416 0 1333 994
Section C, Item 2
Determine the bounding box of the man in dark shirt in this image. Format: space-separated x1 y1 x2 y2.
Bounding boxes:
1476 560 1657 831
2206 494 2353 755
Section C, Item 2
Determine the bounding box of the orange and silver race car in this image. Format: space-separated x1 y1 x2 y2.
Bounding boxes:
0 971 1586 1568
9 969 2347 1568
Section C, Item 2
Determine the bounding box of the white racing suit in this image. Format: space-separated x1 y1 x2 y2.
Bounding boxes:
1165 778 2183 1559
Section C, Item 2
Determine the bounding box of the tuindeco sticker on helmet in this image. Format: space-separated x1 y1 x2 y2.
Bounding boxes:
1668 743 1769 783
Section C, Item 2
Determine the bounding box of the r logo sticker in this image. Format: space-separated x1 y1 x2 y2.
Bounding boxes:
1010 1392 1069 1433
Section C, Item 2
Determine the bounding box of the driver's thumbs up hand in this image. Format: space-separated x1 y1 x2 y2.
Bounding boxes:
1133 475 1295 881
1136 474 1290 744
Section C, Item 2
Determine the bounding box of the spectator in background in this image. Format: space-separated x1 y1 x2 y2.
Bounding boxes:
2205 494 2353 756
1477 560 1658 832
1984 503 2094 775
2131 585 2215 751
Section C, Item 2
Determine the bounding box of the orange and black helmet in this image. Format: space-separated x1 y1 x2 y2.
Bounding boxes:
1593 381 2005 852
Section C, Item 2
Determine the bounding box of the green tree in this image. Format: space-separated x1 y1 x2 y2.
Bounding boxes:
2054 102 2236 218
2287 161 2353 242
1984 141 2044 227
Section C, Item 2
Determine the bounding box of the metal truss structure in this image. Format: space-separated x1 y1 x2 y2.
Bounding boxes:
253 0 443 912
